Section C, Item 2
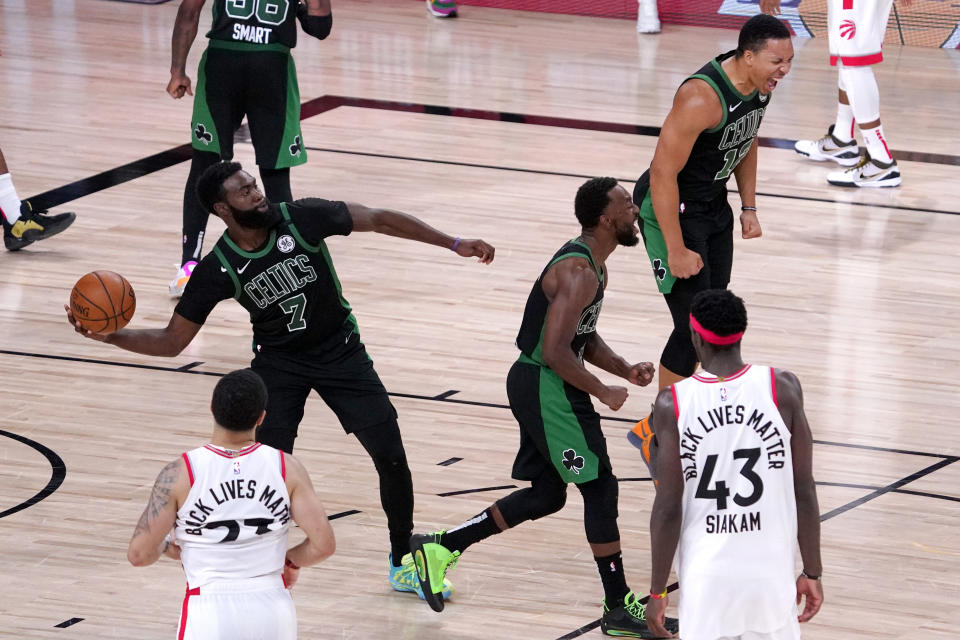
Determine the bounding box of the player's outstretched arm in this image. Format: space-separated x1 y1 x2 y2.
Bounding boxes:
283 453 336 587
66 306 202 357
167 0 206 99
775 369 824 622
345 202 494 264
646 387 683 637
128 457 189 567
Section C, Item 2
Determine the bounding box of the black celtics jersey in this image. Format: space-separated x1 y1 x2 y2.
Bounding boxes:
677 50 770 203
175 199 355 352
208 0 299 49
515 240 604 365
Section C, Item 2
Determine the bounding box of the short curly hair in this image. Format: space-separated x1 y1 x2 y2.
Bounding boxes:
196 161 243 215
211 369 268 432
690 289 748 347
574 177 619 229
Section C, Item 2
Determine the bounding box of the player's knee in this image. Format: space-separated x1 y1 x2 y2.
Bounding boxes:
662 330 698 377
579 473 621 543
528 484 568 520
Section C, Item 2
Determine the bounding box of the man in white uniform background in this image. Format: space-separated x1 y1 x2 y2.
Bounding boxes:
643 289 823 639
762 0 913 187
126 369 336 640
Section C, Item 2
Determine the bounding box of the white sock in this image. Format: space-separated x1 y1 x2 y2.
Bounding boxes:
861 124 893 163
833 102 855 142
0 173 22 224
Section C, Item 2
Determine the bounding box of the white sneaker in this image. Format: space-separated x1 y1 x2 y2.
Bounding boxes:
826 153 902 188
168 260 197 297
637 0 661 33
794 125 861 166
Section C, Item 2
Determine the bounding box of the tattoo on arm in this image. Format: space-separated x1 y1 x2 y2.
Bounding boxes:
132 460 179 539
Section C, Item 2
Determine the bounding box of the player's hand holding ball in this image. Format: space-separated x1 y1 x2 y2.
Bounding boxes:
66 270 136 341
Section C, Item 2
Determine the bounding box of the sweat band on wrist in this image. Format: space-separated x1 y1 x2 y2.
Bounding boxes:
451 238 461 251
649 589 667 599
285 558 300 570
741 206 757 211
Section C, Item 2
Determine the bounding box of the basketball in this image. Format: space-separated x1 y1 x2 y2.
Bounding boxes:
69 271 136 334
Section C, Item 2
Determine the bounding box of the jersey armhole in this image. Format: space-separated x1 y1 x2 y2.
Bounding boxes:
182 452 195 487
280 450 287 480
279 203 321 254
770 367 779 407
670 385 680 421
687 73 727 133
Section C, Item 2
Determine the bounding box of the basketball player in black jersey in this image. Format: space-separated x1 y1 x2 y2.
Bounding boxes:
67 160 494 600
409 178 678 638
167 0 333 297
629 15 793 461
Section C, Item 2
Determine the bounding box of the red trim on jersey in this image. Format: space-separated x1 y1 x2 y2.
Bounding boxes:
178 585 201 640
829 54 838 67
280 450 286 480
203 443 263 459
182 452 194 487
842 0 853 10
770 368 779 407
839 52 883 67
670 385 679 421
692 364 752 383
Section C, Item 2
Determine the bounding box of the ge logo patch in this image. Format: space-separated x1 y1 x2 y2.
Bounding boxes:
277 235 295 253
840 19 856 40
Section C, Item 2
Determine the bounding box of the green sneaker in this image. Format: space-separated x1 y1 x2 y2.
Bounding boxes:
388 553 453 601
601 591 679 638
409 531 460 612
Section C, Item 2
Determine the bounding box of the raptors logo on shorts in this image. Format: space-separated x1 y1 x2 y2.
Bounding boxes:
839 19 856 40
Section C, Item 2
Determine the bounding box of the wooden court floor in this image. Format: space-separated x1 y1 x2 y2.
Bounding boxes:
1 1 958 638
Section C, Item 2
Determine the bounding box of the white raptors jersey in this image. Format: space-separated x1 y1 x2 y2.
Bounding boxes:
175 443 291 589
672 365 798 640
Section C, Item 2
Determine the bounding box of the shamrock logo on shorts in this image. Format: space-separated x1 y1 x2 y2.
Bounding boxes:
289 135 303 157
562 448 585 475
652 258 667 283
194 124 213 145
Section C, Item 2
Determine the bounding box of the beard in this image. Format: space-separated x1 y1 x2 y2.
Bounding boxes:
615 223 640 247
231 200 277 229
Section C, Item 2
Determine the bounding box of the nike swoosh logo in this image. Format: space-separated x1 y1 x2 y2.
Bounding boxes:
220 266 227 273
237 260 251 274
728 101 742 112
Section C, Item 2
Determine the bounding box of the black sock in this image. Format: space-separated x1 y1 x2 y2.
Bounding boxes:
390 534 409 567
441 508 502 553
595 552 629 606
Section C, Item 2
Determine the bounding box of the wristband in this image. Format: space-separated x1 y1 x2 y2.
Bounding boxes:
285 558 300 570
649 589 667 600
741 206 757 212
451 238 461 252
801 571 821 580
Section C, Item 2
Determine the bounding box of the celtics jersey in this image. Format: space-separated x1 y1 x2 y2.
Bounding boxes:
208 0 299 49
515 240 604 365
175 199 356 352
677 51 770 203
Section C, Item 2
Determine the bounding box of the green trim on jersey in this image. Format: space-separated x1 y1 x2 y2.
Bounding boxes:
212 245 243 299
222 229 278 259
539 366 600 484
279 203 320 252
190 50 222 155
317 241 361 337
526 245 602 365
206 39 291 54
710 58 758 102
275 55 306 170
689 73 727 134
637 189 676 294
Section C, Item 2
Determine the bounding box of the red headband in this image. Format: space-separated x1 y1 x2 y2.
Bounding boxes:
689 314 744 346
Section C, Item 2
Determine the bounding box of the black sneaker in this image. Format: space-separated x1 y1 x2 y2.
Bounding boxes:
4 201 76 251
601 591 679 638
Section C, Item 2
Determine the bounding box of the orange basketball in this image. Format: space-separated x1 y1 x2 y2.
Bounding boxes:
70 271 136 334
